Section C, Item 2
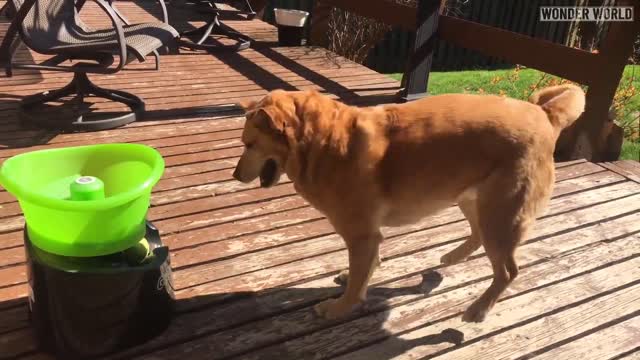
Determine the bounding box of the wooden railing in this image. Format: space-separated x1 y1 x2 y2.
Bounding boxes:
249 0 640 162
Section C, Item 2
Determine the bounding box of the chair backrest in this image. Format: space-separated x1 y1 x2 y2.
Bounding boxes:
9 0 81 53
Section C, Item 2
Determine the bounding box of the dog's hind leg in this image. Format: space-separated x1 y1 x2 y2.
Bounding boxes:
441 198 482 265
462 217 525 323
462 160 553 323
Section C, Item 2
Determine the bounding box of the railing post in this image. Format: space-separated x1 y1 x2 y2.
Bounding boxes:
309 0 332 48
399 0 442 102
556 0 640 161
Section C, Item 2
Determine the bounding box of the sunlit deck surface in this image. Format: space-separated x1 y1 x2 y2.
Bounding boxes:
1 1 640 359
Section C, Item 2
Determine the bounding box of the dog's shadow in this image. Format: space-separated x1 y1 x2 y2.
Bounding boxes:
163 270 465 360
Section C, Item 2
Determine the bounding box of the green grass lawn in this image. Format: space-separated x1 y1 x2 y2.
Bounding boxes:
389 68 545 99
389 66 639 161
622 140 640 161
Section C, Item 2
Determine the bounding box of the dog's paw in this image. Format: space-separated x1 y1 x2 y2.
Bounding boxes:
334 270 349 286
440 252 463 265
462 302 488 323
314 297 359 320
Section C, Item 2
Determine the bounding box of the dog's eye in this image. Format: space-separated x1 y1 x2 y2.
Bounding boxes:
245 142 254 149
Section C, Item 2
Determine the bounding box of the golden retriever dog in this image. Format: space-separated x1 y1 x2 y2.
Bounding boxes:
232 84 585 322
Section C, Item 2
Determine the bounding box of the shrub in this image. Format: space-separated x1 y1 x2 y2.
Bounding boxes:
325 0 450 64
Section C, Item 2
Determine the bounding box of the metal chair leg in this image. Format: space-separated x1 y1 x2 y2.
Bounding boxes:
181 20 215 45
18 72 144 132
175 0 252 52
152 50 160 69
179 13 250 51
20 81 76 107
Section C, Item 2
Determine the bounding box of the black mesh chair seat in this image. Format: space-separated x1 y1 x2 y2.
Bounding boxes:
17 0 178 62
37 22 179 61
0 0 180 131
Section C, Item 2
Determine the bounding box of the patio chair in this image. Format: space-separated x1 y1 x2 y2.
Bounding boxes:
173 0 254 51
75 0 171 70
0 0 180 131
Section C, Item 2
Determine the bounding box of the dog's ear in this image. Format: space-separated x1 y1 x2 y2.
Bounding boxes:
238 99 259 112
255 106 286 135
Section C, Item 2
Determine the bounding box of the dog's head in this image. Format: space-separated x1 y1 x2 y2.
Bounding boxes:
232 90 299 188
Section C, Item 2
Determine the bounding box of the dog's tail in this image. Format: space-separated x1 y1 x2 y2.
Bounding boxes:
529 84 586 132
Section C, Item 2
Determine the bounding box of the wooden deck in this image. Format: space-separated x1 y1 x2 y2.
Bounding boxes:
2 2 640 359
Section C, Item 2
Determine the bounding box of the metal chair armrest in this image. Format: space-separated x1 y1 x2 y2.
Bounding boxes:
157 0 169 24
0 0 37 76
75 0 125 23
91 0 128 71
101 0 169 24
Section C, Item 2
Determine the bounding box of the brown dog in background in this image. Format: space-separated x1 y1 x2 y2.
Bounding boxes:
232 84 585 322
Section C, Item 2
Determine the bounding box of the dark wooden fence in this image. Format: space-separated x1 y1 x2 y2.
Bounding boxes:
260 0 580 72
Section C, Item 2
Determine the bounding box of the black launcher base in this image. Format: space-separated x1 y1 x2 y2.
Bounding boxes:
24 221 174 359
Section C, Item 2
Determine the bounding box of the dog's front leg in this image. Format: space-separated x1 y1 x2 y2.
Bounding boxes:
315 232 382 320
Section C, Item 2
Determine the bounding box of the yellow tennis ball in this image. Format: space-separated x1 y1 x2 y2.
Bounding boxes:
124 238 151 264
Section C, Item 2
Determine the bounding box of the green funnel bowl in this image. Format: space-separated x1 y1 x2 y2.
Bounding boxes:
0 144 164 257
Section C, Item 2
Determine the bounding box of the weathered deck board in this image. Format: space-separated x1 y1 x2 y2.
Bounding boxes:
602 160 640 184
113 200 640 360
0 1 399 145
251 242 640 360
1 1 640 359
528 316 640 360
171 181 639 290
339 252 640 360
